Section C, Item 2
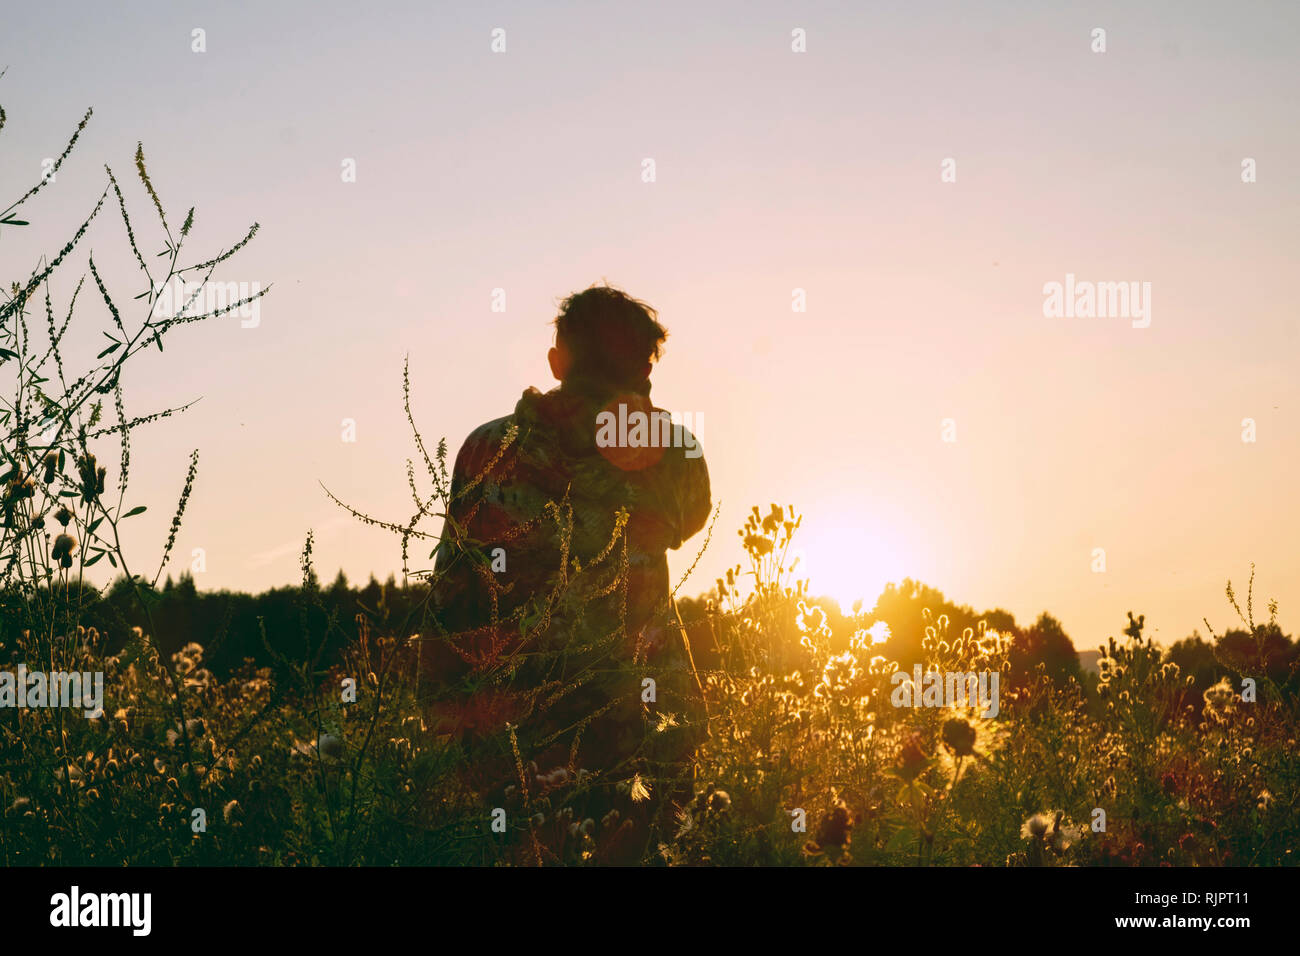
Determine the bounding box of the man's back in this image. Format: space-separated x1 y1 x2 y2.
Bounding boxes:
429 372 710 779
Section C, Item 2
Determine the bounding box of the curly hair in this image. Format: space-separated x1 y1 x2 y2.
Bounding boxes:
552 284 668 388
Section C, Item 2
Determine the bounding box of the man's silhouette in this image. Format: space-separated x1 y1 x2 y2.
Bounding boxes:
429 285 710 856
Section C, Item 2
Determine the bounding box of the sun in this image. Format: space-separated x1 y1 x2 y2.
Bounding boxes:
787 515 911 616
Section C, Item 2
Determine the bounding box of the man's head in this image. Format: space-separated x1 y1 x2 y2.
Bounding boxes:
549 285 667 390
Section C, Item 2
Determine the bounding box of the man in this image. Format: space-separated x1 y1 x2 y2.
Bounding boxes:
429 284 710 860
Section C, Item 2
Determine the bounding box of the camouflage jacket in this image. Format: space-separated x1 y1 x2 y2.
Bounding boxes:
428 375 710 780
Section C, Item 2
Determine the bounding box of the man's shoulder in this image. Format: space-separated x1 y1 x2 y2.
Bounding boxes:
451 411 520 476
461 387 548 447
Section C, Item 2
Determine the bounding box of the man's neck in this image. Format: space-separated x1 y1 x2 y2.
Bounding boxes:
559 372 652 402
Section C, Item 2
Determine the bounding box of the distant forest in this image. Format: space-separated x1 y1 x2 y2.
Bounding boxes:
37 571 1299 714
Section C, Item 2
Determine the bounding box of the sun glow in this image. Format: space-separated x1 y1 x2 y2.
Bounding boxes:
788 512 913 616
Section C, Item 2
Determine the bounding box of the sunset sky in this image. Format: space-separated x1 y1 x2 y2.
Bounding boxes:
3 0 1296 651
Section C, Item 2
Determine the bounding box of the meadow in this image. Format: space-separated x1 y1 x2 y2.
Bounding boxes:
2 500 1297 866
3 108 1297 868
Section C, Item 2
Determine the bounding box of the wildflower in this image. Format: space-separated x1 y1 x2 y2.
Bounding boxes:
629 773 651 803
536 766 570 790
1048 819 1081 853
1020 810 1079 856
223 800 242 824
176 642 205 663
817 651 858 697
707 789 731 812
814 800 853 849
52 533 78 567
42 451 59 484
796 601 828 636
897 732 929 781
4 471 35 502
55 506 73 527
1203 678 1238 724
1021 813 1052 841
76 452 107 503
941 717 976 757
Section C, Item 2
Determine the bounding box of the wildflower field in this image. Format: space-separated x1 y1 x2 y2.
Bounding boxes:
3 107 1298 870
2 493 1297 867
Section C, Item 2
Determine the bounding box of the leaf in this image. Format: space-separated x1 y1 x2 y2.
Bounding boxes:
123 505 146 517
885 826 919 853
96 342 121 359
84 552 104 567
